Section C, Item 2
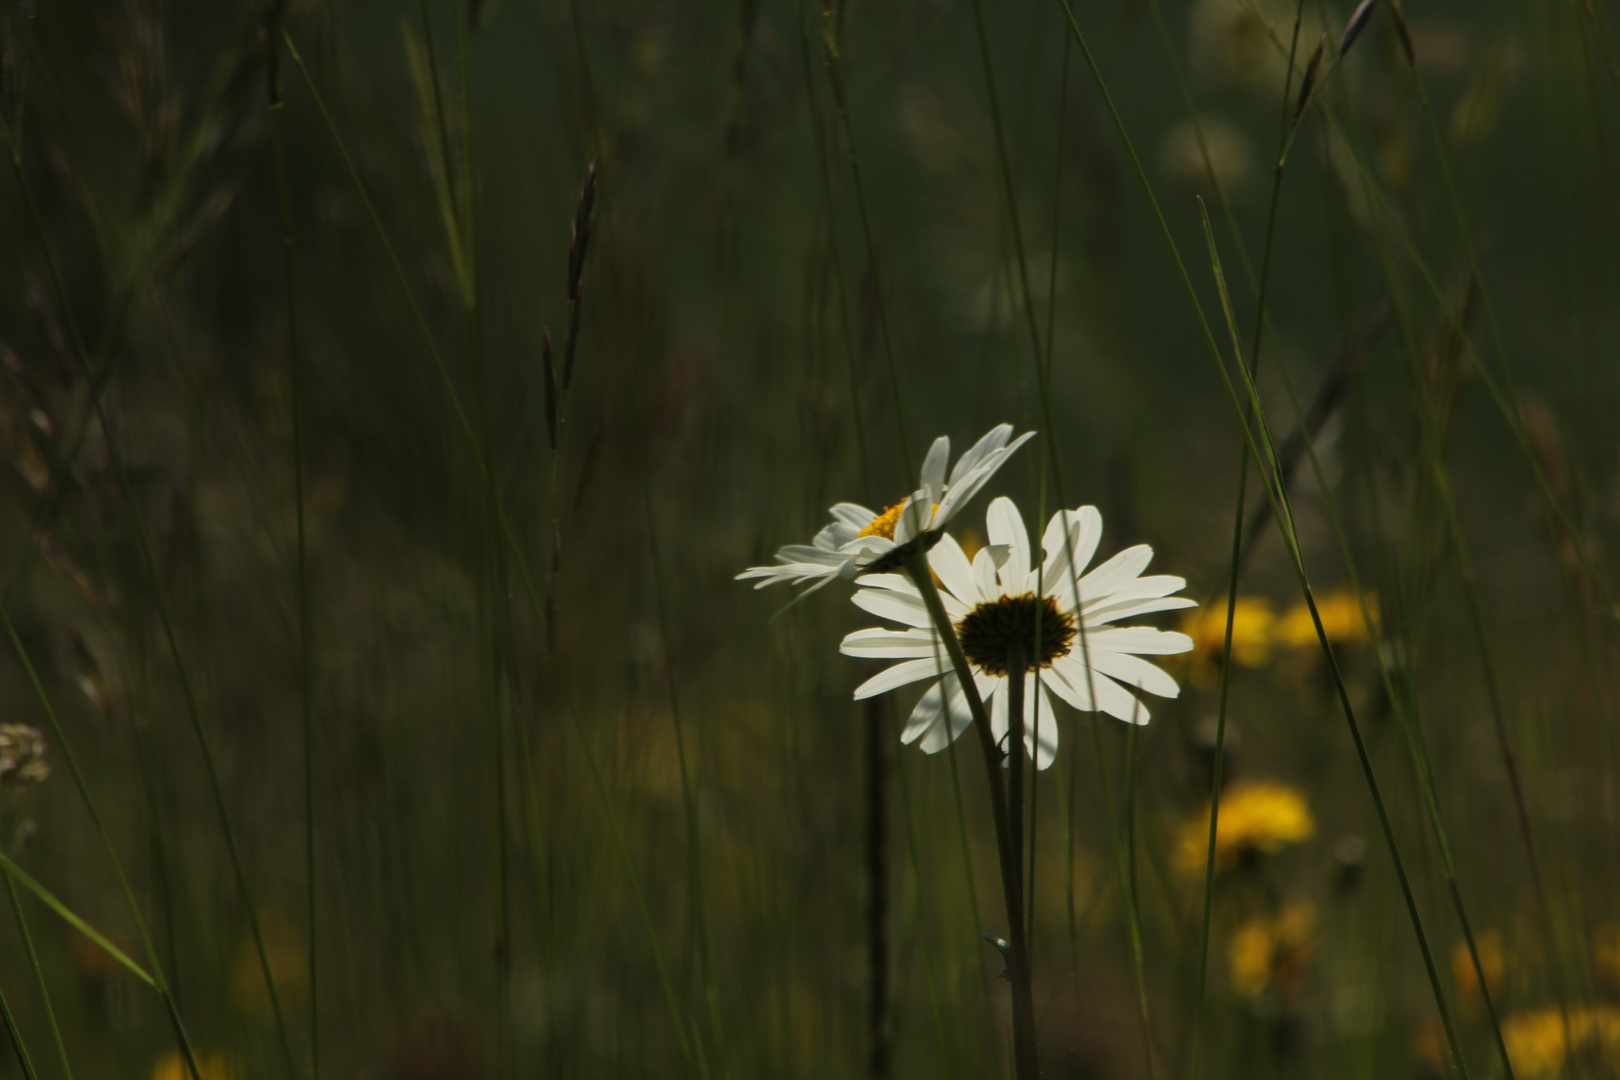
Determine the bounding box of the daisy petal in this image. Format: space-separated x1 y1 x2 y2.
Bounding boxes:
1077 545 1155 601
1081 574 1189 611
1084 596 1198 626
853 657 951 699
917 676 976 753
920 437 950 507
972 546 1002 602
928 532 980 606
1041 507 1104 598
1084 649 1181 698
852 588 933 629
1084 627 1195 655
986 497 1029 592
840 627 943 659
902 680 947 744
830 502 876 529
948 423 1013 486
1027 679 1060 770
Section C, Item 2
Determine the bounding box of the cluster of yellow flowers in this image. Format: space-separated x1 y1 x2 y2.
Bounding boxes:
1178 588 1377 688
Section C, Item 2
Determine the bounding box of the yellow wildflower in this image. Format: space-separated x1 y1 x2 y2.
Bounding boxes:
1451 931 1505 1015
1175 781 1315 875
151 1051 236 1080
1502 1006 1620 1079
1229 904 1315 999
1276 588 1377 651
1178 597 1275 688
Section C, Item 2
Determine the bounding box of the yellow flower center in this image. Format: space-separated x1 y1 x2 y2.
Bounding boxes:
858 501 911 541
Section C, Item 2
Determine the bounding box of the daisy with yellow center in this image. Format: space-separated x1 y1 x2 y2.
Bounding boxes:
1174 781 1314 874
736 424 1034 594
839 497 1194 768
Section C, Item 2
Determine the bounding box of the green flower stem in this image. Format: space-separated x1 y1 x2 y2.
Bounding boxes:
906 553 1040 1080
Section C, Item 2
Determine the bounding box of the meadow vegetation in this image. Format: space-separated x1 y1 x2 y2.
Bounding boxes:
0 0 1615 1077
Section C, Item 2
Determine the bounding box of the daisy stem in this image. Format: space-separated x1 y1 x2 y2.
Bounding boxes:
906 553 1040 1080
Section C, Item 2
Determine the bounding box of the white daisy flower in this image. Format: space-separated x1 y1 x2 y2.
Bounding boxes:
839 497 1196 769
736 423 1035 594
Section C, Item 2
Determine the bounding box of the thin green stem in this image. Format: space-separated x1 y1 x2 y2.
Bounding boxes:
0 99 208 1080
645 493 730 1079
268 51 318 1080
3 872 70 1079
568 701 705 1080
0 978 38 1080
98 398 302 1080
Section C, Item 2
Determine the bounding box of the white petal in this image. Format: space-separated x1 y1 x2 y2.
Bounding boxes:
916 676 975 753
1085 596 1198 626
1082 649 1181 698
1048 660 1149 724
1080 574 1188 612
854 573 917 594
840 627 943 659
1076 545 1155 603
830 502 876 528
948 423 1012 486
934 431 1034 525
853 657 951 699
927 532 980 606
985 497 1030 593
1040 508 1104 601
989 678 1010 748
851 587 932 629
1084 627 1195 655
1027 679 1060 770
972 546 1002 602
919 436 951 507
902 680 946 744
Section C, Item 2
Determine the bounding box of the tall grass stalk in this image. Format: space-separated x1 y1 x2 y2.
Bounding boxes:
884 700 958 1078
1319 96 1589 1046
568 700 706 1079
645 495 731 1080
0 979 38 1080
95 395 303 1080
281 34 550 633
3 872 71 1079
0 103 224 1080
1041 6 1472 1071
1196 202 1472 1077
268 10 318 1073
1176 2 1304 1070
1258 284 1521 1078
815 18 913 475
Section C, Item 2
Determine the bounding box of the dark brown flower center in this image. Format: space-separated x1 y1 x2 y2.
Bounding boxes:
956 593 1075 677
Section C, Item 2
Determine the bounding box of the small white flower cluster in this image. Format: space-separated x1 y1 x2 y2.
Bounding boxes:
739 426 1195 770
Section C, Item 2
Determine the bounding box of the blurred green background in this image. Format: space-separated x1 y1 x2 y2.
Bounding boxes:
0 0 1615 1076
